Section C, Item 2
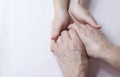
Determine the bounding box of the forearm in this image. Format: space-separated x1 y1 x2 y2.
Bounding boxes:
61 50 88 77
53 0 69 14
70 0 84 6
99 45 120 72
62 66 88 77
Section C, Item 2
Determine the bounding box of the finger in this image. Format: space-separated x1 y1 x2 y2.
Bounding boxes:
69 29 84 48
57 36 63 47
61 30 70 41
51 22 63 40
74 12 100 28
50 40 57 52
52 0 69 40
69 11 77 23
68 29 80 41
68 29 86 54
51 16 68 40
69 10 85 25
68 23 82 38
82 14 101 29
54 0 68 13
70 6 101 29
68 23 80 30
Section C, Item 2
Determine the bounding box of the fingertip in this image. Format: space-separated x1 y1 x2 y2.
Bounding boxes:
51 35 57 41
51 30 60 40
96 25 102 29
51 39 56 45
50 39 56 52
92 24 101 29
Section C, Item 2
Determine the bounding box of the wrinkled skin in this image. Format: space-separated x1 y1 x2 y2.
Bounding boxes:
51 0 100 40
68 23 113 59
68 23 120 72
51 29 88 77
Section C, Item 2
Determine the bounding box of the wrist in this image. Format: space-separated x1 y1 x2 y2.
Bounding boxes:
98 44 116 63
54 0 68 14
54 10 69 19
96 42 114 61
63 65 88 77
61 50 88 77
70 3 81 8
55 8 68 14
70 0 82 5
100 45 120 71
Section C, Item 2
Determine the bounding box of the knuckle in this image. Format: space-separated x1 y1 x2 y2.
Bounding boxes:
61 30 67 35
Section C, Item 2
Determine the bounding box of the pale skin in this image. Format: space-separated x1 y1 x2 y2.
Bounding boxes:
51 0 101 40
51 23 120 77
51 0 120 77
51 29 88 77
68 23 120 72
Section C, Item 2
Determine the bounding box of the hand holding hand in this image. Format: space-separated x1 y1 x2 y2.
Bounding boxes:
51 0 101 41
68 23 112 59
51 29 88 77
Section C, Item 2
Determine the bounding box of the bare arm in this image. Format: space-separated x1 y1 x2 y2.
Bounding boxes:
69 23 120 72
51 0 69 40
69 0 100 28
54 0 69 14
51 29 88 77
100 46 120 72
51 0 100 40
54 0 83 13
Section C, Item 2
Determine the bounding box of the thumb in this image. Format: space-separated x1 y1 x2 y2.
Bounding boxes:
51 17 68 40
51 28 61 40
70 6 101 29
81 13 101 29
51 22 64 40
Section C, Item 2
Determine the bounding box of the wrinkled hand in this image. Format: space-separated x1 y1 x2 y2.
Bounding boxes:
68 23 113 59
51 0 101 40
51 29 88 77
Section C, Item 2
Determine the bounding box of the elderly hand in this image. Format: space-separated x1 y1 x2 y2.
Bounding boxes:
51 29 88 77
68 23 120 72
51 0 101 40
69 1 101 28
68 23 112 59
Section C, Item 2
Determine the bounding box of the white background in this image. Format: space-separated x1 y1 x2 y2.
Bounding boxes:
0 0 120 77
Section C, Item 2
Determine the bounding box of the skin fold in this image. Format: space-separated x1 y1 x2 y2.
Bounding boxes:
51 23 120 77
68 23 120 72
51 0 100 40
51 29 88 77
51 0 120 77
